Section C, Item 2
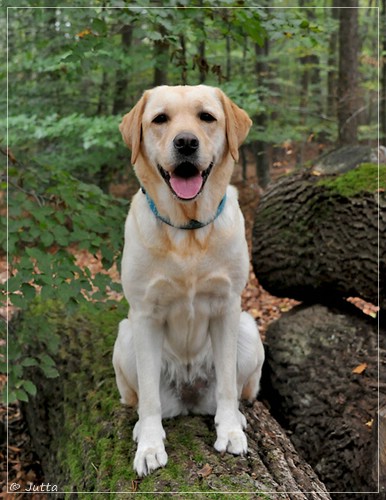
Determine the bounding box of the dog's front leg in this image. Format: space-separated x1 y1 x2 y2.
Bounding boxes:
210 301 248 456
132 312 167 476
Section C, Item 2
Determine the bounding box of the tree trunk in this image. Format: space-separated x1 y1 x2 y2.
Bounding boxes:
96 71 109 115
299 6 322 123
337 1 360 144
382 0 386 144
252 157 385 310
196 0 207 84
153 27 169 87
327 1 339 119
254 40 271 189
179 34 188 85
377 404 386 493
112 25 133 115
198 40 206 84
262 302 386 498
19 303 331 498
226 35 231 81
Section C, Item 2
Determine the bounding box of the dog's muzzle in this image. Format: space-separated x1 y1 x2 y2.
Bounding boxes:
158 161 214 201
158 132 213 201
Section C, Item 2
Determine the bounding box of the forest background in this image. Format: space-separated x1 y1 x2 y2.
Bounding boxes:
1 1 383 403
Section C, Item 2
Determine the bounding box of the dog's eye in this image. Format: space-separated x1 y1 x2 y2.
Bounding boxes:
199 112 216 123
152 114 168 124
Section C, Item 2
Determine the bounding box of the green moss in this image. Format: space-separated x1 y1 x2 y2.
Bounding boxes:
49 300 137 497
319 163 385 197
22 300 283 497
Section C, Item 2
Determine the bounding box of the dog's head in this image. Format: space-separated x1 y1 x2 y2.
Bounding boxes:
120 85 252 202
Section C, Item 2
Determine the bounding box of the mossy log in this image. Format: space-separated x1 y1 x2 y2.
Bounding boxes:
262 302 386 499
19 302 331 499
252 163 385 310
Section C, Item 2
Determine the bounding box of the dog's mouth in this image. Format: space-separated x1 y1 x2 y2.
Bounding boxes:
158 161 214 201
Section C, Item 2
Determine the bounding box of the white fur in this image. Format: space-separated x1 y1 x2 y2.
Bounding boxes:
112 86 265 477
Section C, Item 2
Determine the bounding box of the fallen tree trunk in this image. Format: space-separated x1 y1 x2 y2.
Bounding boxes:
377 403 386 492
252 162 385 310
18 302 331 498
262 301 386 499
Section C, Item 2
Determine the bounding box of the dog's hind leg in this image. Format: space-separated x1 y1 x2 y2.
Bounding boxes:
237 312 265 402
113 319 138 407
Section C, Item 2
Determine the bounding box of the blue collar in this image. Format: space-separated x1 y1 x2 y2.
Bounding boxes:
143 189 227 230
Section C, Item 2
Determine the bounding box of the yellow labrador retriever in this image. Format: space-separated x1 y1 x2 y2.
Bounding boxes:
113 85 265 476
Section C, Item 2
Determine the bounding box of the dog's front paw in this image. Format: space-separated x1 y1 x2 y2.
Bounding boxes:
134 440 168 476
214 426 248 455
214 409 248 456
133 417 168 476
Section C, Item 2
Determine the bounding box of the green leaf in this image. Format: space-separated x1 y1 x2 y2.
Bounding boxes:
91 18 107 35
21 283 36 301
46 334 60 354
7 391 17 405
41 231 55 247
39 353 56 367
42 366 60 379
12 364 23 378
7 342 22 362
56 282 73 304
22 380 37 396
7 275 23 293
41 285 56 301
300 19 310 29
10 293 28 309
34 273 53 286
15 388 29 402
100 244 114 269
52 225 70 246
22 357 39 367
26 247 46 261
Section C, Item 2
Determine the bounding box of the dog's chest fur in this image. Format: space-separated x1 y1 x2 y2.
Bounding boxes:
145 270 231 360
122 188 249 364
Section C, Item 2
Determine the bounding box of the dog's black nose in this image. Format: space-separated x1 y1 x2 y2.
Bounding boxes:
173 133 199 156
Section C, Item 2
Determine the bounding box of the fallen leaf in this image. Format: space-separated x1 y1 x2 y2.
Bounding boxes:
197 463 213 478
352 362 367 374
365 419 374 428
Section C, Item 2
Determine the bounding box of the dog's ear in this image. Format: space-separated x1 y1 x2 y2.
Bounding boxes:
119 92 148 165
218 90 252 162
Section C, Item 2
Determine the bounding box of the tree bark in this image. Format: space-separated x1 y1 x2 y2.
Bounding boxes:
96 71 109 115
327 0 339 119
261 302 386 498
337 1 360 144
178 34 188 85
112 25 133 115
254 40 271 189
19 303 331 498
298 6 322 123
153 25 169 87
197 0 206 84
382 0 386 144
376 404 386 494
252 159 385 310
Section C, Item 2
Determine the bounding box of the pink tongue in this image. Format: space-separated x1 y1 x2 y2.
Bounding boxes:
170 172 203 199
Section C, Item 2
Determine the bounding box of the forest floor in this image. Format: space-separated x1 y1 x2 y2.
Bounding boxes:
1 142 378 497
